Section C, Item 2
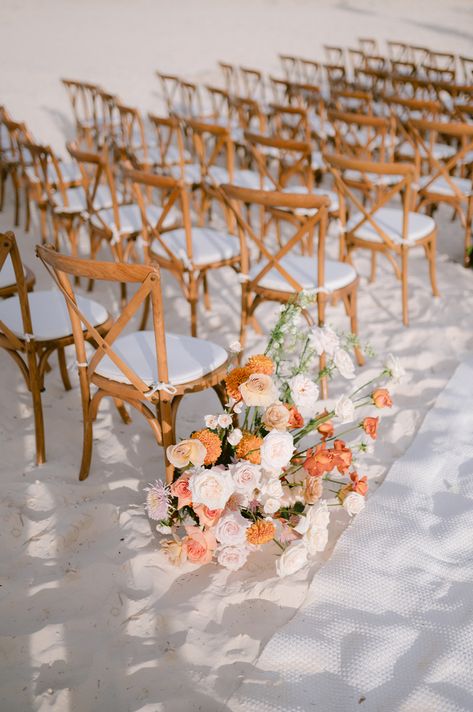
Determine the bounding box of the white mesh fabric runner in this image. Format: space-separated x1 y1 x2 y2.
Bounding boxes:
229 359 473 712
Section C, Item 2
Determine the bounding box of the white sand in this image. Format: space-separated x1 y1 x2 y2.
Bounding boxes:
1 1 473 710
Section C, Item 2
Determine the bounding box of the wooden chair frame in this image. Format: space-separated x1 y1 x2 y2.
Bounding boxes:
36 244 228 482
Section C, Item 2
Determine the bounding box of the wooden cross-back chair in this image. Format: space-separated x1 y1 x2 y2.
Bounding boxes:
427 50 456 73
94 88 120 146
61 79 100 146
239 66 267 105
407 118 473 264
156 72 181 114
269 77 297 106
0 230 35 299
36 244 230 483
459 56 473 84
219 62 240 96
363 55 387 73
331 88 373 114
267 104 325 179
1 116 33 228
348 48 366 77
115 103 157 169
328 108 397 160
387 41 411 63
147 113 190 173
353 67 388 96
423 64 456 84
323 46 345 65
409 45 431 67
358 38 379 56
179 80 205 119
218 184 362 395
324 63 348 90
0 231 110 465
279 55 302 83
299 59 322 86
127 166 241 336
326 153 438 325
233 96 267 135
204 85 235 128
390 59 418 78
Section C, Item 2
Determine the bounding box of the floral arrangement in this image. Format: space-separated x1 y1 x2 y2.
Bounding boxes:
145 294 404 577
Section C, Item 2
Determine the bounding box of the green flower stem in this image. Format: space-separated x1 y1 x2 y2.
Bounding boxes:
273 538 286 551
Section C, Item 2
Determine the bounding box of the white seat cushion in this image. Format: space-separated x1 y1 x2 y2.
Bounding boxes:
309 114 335 138
0 291 108 341
418 175 473 198
249 253 356 292
232 169 273 190
346 207 435 244
152 226 240 266
0 255 25 289
344 169 404 186
311 150 325 171
169 163 229 185
399 142 456 160
54 185 119 214
280 185 339 214
95 330 227 386
133 145 190 165
90 203 176 236
25 161 82 186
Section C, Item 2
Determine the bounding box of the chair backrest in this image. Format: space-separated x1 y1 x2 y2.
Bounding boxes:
205 85 234 125
36 245 173 401
268 104 311 143
359 37 379 55
95 88 120 145
3 118 33 167
389 59 418 77
22 140 71 210
299 59 322 86
428 50 456 72
348 48 366 74
323 45 344 65
156 72 181 113
244 130 313 190
459 56 473 84
279 55 301 83
328 109 395 162
219 62 240 95
179 80 204 119
387 41 410 62
239 66 266 104
407 118 473 197
332 88 373 114
147 113 187 169
182 118 235 181
325 153 416 249
61 79 99 138
0 232 32 349
324 63 347 89
233 96 266 134
409 45 430 66
219 183 329 293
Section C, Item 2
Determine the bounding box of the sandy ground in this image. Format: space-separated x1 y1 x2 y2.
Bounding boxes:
1 1 473 711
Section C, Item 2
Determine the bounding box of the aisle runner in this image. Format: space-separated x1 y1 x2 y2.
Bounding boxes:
229 359 473 712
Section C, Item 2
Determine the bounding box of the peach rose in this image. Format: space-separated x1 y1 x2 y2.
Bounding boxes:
170 472 192 509
263 402 291 431
362 416 379 439
182 526 217 565
239 373 279 407
303 475 323 504
166 439 206 469
372 388 392 409
304 443 333 477
194 504 223 528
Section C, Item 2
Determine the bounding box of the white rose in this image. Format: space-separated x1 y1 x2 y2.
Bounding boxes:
231 461 261 494
276 540 308 578
263 497 282 515
385 353 406 383
239 373 279 407
204 415 219 430
260 431 294 472
334 394 355 424
260 473 284 499
189 466 235 510
333 348 355 380
289 374 320 419
218 414 233 429
215 511 249 546
309 325 339 357
217 545 249 570
229 340 242 353
295 501 330 534
343 492 365 516
304 523 328 555
228 428 243 447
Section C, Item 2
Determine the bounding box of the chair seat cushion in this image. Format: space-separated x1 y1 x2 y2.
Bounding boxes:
90 203 176 236
399 142 456 160
152 226 240 266
95 330 227 387
133 145 191 165
0 291 108 341
346 207 436 244
418 175 473 197
344 169 404 186
0 255 26 289
232 169 273 190
54 185 119 214
25 161 82 186
169 163 229 185
280 185 339 214
249 253 356 292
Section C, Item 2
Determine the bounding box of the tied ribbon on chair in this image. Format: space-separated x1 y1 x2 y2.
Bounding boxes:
144 381 178 399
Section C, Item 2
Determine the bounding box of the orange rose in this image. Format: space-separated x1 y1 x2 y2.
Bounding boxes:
333 439 352 474
182 525 217 565
194 505 223 528
372 388 392 409
362 416 379 439
170 473 192 509
304 443 333 477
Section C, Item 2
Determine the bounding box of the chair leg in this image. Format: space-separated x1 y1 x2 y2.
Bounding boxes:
348 286 365 366
369 251 377 283
212 382 227 409
139 294 151 330
12 169 20 227
464 200 473 267
25 189 31 233
57 346 72 391
202 273 211 311
0 167 5 210
159 397 175 485
28 352 46 466
425 237 439 297
401 247 409 327
113 398 132 424
78 415 94 481
189 275 198 337
317 295 328 400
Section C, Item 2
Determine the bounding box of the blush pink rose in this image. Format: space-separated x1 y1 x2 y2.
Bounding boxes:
170 473 192 509
194 504 223 528
182 526 217 565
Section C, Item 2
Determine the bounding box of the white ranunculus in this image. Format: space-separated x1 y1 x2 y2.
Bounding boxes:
231 461 261 494
227 427 243 446
189 466 235 510
289 374 320 419
260 431 294 472
309 325 339 357
204 415 219 430
215 511 249 546
385 353 406 383
343 492 366 516
217 545 249 570
276 540 308 578
334 394 355 424
333 348 355 380
218 414 233 429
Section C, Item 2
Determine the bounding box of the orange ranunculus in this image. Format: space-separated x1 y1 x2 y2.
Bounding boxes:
235 431 263 465
191 429 222 466
372 388 392 409
350 471 368 496
182 525 217 565
225 366 250 401
286 405 304 429
303 443 334 477
362 416 379 440
332 439 353 474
